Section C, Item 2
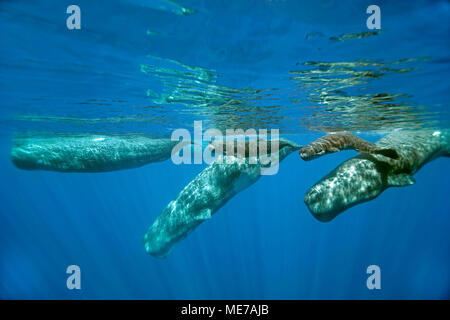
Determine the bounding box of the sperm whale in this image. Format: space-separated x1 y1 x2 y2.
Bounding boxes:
304 129 450 222
208 138 296 159
299 132 399 161
143 138 302 258
11 134 191 172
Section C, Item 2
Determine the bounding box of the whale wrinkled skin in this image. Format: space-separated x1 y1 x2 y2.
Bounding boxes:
304 129 450 222
11 134 190 172
299 132 399 161
208 138 295 159
143 139 301 258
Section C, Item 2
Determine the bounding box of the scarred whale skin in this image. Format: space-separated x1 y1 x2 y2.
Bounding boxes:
143 139 301 258
299 132 399 161
304 129 450 222
11 134 189 172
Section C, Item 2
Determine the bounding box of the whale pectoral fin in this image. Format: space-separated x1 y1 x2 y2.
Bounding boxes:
387 173 416 187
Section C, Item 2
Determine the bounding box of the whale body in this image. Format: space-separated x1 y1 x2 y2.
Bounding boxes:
11 134 189 172
143 139 301 258
208 138 295 159
304 129 450 222
299 132 399 161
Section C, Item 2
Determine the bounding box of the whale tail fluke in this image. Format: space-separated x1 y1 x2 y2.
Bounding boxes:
374 148 400 160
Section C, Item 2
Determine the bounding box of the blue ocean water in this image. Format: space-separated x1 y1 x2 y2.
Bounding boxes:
0 0 449 299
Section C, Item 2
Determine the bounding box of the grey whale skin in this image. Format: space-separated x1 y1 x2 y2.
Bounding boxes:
304 129 450 222
11 134 190 172
299 132 399 161
143 139 302 258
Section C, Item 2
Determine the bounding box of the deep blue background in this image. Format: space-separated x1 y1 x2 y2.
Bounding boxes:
0 0 449 299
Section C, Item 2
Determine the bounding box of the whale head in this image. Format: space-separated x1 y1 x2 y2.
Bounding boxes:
299 145 324 161
304 156 387 222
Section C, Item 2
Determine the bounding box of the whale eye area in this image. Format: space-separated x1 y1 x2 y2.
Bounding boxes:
299 146 315 160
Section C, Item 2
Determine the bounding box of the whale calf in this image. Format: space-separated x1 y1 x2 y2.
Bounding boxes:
208 138 296 159
304 129 450 222
299 132 399 161
11 134 190 172
143 139 301 258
